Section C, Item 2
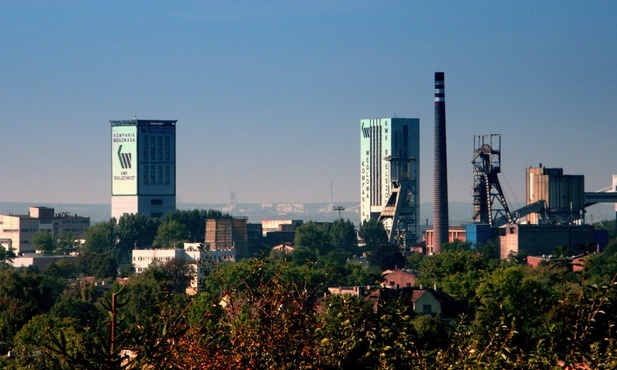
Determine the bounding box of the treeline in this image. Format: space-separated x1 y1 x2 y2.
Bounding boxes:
28 209 229 279
0 218 616 369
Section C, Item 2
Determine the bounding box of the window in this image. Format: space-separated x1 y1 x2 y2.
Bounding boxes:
165 136 170 160
144 165 149 184
422 304 432 314
151 199 163 205
158 136 163 160
143 136 149 160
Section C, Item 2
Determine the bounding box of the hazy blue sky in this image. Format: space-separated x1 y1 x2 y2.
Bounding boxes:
1 1 616 207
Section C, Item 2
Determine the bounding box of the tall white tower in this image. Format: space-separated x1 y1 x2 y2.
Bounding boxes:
360 118 420 245
111 119 177 220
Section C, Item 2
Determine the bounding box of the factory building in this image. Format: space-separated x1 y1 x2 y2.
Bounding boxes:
0 206 89 254
111 119 176 220
132 243 234 294
466 158 611 259
526 166 585 225
498 224 597 260
360 118 420 246
425 226 466 252
205 217 249 260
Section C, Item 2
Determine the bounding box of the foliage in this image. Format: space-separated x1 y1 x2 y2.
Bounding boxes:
170 258 321 369
329 219 358 254
153 220 189 248
366 243 405 271
162 209 230 243
0 267 66 346
32 231 56 255
595 219 617 240
54 231 78 255
405 251 424 271
81 220 117 256
79 220 118 279
359 218 388 250
294 221 333 257
417 249 495 306
0 244 16 266
115 214 159 262
4 234 617 369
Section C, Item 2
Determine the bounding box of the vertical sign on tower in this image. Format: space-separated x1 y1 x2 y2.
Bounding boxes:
112 125 138 195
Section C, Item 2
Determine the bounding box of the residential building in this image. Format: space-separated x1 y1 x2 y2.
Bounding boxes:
111 119 176 220
382 269 417 288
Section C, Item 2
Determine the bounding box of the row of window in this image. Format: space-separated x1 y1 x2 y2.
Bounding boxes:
143 135 171 161
143 165 171 185
133 256 174 262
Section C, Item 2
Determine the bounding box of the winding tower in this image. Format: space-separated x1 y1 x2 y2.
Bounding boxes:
471 134 512 226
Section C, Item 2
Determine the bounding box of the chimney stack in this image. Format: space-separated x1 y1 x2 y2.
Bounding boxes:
433 72 449 253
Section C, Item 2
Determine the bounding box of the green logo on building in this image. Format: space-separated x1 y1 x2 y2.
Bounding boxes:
117 145 132 169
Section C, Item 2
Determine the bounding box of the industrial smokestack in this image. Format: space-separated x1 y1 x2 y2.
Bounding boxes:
433 72 449 253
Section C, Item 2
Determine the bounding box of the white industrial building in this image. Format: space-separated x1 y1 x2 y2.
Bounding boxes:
111 119 177 220
360 118 420 246
0 206 89 254
132 243 235 294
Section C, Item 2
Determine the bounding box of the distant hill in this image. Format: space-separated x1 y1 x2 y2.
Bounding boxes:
1 201 613 226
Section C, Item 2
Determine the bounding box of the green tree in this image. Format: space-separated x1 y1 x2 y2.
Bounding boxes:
474 265 558 352
54 231 78 255
294 221 332 257
418 249 495 306
190 258 320 369
79 221 118 279
81 220 117 255
442 239 473 252
43 258 80 280
329 219 358 254
115 213 159 262
587 240 617 283
316 294 378 369
0 267 65 347
0 244 16 266
291 246 318 266
405 251 425 270
359 218 388 250
367 243 405 271
163 209 230 243
153 220 189 248
595 219 617 240
12 314 86 370
32 230 55 255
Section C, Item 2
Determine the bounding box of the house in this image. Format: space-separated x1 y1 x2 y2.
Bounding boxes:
382 269 417 289
374 287 463 325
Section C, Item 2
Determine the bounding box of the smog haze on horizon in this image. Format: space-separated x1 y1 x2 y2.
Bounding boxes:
1 1 616 207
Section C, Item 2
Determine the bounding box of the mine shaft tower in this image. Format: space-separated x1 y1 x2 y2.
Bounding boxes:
378 155 418 247
471 134 513 226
